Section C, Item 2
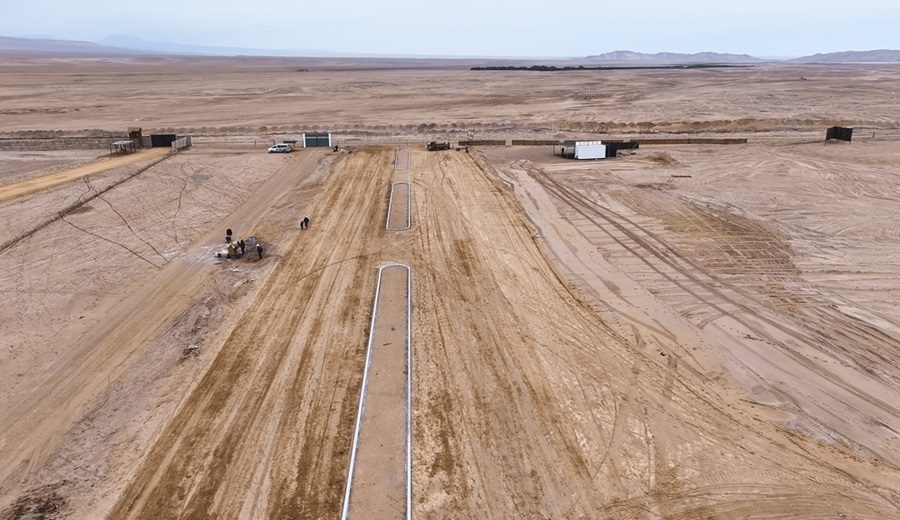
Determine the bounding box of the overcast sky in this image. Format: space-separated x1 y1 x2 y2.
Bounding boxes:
2 0 898 57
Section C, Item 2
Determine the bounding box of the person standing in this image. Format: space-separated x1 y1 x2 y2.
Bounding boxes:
303 216 310 230
239 239 245 256
256 244 263 259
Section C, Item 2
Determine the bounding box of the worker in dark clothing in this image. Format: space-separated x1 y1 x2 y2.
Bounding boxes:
226 228 233 243
302 216 310 229
256 244 263 259
239 239 245 256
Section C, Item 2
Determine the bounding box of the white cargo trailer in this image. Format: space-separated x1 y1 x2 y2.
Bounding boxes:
574 141 607 160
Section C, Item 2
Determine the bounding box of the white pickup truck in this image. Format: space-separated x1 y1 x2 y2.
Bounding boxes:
267 143 293 153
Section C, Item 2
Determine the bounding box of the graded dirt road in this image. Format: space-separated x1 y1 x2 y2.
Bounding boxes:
386 182 411 230
406 149 899 517
109 149 397 519
0 149 101 185
2 57 900 518
481 142 900 468
0 148 168 203
344 264 411 519
0 149 324 517
2 144 899 519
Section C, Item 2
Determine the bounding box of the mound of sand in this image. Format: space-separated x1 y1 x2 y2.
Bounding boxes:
646 151 680 166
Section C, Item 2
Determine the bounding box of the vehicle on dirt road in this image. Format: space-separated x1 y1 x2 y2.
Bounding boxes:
427 141 451 151
268 143 293 153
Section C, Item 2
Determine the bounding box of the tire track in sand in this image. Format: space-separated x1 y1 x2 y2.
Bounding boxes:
109 149 395 519
529 169 900 422
0 148 169 204
0 151 323 503
409 150 900 518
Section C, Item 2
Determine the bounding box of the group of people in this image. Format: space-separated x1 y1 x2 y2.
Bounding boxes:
224 228 263 259
221 215 310 262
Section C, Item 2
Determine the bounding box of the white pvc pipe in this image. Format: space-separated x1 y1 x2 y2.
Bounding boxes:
341 263 413 520
386 182 412 231
405 264 413 520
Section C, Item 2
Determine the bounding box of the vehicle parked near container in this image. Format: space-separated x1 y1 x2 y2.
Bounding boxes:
267 143 293 153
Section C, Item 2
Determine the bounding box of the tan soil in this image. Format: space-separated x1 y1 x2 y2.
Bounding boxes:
0 150 101 185
401 149 899 517
387 182 410 230
0 149 325 517
107 149 395 519
0 148 168 203
1 57 899 137
0 60 899 519
346 264 410 519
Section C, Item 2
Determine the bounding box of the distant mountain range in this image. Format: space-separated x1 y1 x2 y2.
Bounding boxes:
2 36 900 64
585 49 900 64
789 49 900 63
0 35 341 57
0 36 135 55
97 35 338 58
584 50 763 64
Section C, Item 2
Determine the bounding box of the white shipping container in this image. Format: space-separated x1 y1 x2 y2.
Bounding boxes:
574 141 606 160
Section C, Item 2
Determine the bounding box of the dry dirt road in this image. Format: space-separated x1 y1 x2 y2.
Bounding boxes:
94 148 900 518
408 149 899 518
480 143 900 468
2 144 898 518
0 148 168 203
0 150 101 186
0 150 324 517
109 149 400 519
386 182 411 231
344 263 411 519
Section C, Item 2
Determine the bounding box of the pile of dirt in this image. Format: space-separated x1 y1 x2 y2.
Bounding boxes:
646 152 680 166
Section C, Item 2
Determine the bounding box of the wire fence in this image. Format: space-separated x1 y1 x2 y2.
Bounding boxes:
3 128 899 153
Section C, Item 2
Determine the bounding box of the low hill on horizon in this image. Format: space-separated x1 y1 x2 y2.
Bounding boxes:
3 36 900 65
98 35 337 58
584 50 763 64
790 49 900 63
0 36 136 55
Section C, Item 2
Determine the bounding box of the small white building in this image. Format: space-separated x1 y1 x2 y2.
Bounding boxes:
574 141 606 160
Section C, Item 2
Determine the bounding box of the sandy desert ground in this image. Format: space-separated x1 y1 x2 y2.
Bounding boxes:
1 57 899 519
1 55 900 138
